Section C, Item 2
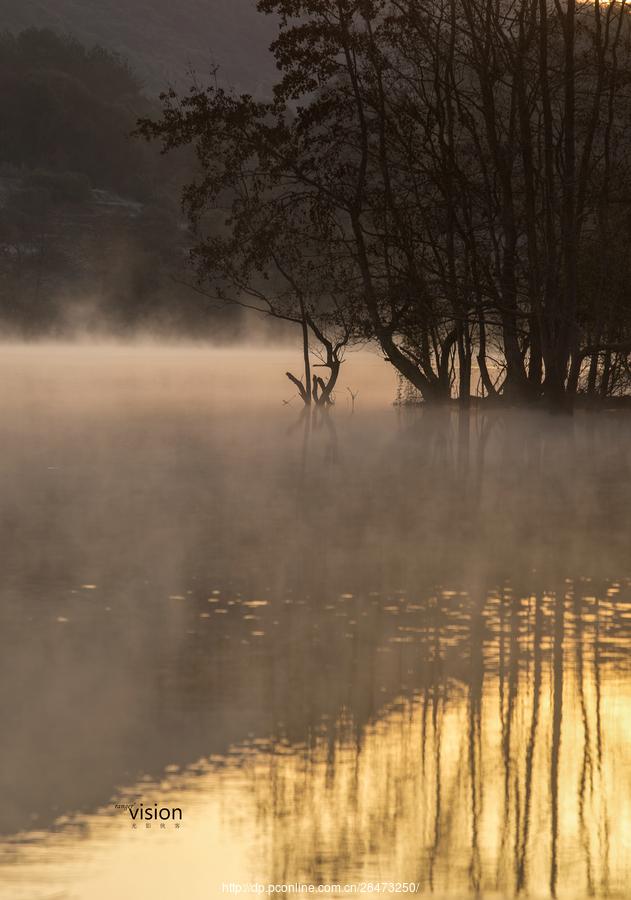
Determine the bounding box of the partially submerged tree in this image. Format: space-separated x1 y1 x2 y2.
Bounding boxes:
138 89 361 405
140 0 631 409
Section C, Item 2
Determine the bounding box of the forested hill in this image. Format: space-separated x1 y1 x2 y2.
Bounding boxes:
0 0 278 96
0 29 224 337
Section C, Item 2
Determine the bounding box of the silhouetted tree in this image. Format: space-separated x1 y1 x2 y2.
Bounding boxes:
141 0 631 409
138 88 361 405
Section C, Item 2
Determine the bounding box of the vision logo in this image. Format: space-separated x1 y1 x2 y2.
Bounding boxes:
115 801 183 830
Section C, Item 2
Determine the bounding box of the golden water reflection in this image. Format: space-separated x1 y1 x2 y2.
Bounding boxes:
2 349 631 899
2 586 630 900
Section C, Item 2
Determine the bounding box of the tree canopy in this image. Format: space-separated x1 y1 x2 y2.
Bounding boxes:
141 0 631 409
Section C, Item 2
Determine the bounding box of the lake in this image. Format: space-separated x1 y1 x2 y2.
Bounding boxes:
0 344 629 900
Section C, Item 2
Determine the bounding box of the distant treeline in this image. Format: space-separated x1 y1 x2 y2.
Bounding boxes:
0 0 278 96
0 29 240 337
0 28 152 198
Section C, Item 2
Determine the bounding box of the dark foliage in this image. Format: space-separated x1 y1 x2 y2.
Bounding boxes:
0 0 277 96
0 29 154 198
141 0 631 408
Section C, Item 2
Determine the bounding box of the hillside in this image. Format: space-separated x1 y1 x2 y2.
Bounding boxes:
0 0 278 96
0 29 230 337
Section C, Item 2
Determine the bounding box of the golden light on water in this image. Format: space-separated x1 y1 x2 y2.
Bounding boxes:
1 346 631 899
2 589 631 900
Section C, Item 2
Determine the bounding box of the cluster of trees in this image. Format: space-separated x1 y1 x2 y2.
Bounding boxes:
140 0 631 409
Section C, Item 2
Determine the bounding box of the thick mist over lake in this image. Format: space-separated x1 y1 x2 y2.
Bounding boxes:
0 344 630 900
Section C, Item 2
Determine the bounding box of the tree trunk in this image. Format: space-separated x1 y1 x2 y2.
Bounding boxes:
299 298 312 405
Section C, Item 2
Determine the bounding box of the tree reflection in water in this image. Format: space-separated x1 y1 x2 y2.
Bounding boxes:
0 351 630 899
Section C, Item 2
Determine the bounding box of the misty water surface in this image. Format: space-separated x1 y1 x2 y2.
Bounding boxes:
0 344 630 900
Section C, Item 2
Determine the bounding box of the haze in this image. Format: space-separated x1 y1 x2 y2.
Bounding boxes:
2 0 631 898
0 345 629 898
